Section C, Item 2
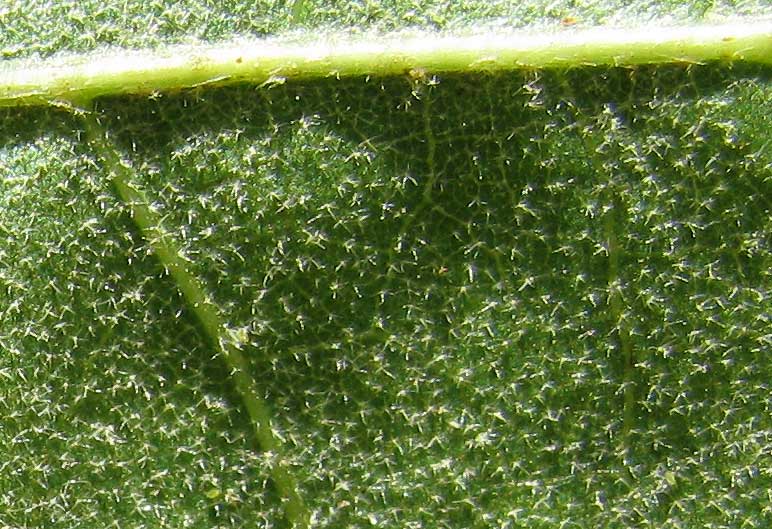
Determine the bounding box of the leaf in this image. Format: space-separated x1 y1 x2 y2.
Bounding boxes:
1 2 771 529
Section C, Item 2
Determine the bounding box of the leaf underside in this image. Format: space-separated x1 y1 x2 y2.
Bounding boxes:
1 3 771 528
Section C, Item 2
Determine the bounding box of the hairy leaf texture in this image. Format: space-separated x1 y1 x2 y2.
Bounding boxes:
1 2 771 528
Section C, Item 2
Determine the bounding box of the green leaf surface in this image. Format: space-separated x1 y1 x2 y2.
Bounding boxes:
1 2 770 528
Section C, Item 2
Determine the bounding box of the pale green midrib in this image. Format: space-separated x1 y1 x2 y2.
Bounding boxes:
80 111 309 528
1 20 771 108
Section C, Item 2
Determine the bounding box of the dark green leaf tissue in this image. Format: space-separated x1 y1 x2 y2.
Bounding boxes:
1 1 770 528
